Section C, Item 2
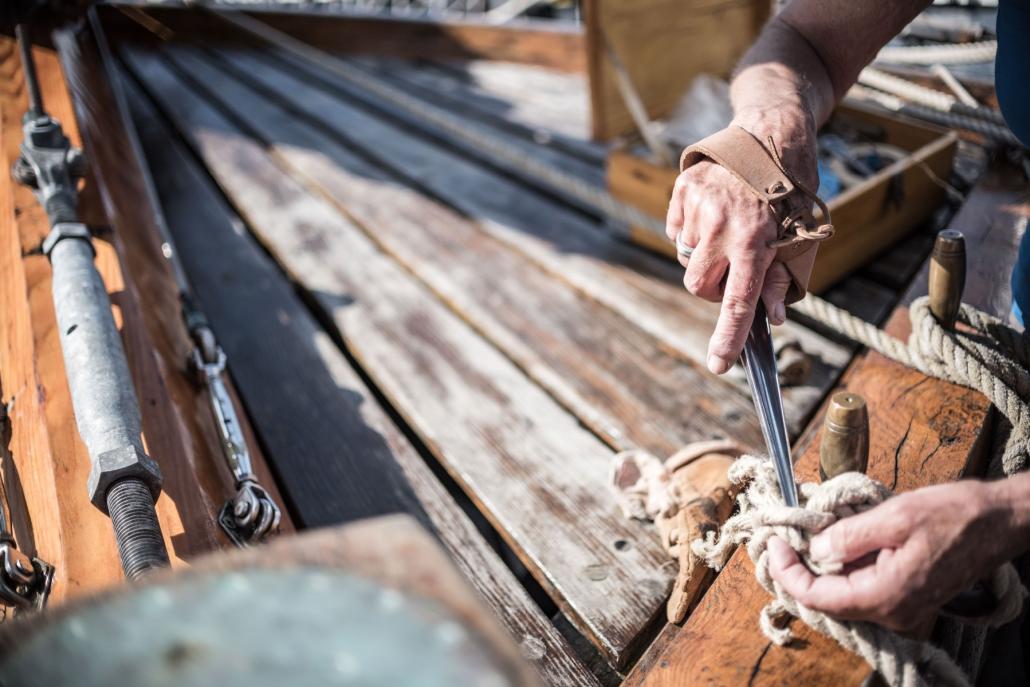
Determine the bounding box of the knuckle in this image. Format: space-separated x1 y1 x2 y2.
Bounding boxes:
683 271 705 295
721 294 754 321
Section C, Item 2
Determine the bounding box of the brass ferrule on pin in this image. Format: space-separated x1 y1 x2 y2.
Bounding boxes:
819 392 869 481
928 229 966 330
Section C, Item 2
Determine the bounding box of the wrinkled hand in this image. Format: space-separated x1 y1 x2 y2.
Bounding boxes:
666 113 817 375
767 481 1012 632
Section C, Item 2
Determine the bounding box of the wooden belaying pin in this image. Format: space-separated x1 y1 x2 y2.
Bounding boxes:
928 229 966 330
819 392 869 481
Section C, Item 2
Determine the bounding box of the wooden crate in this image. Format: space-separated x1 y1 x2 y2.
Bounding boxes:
582 0 770 140
607 103 958 293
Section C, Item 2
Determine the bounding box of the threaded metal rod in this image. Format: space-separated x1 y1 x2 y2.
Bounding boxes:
15 24 44 119
106 479 169 580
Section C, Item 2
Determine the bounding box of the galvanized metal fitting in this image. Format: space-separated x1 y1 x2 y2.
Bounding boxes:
42 221 93 259
87 445 163 514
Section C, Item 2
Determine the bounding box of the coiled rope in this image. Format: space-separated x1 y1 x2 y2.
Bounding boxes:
857 67 1007 126
876 40 998 65
694 456 1026 687
794 295 1030 476
847 85 1022 148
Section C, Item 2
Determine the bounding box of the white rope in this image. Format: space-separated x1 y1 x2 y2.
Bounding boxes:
856 68 1008 127
794 295 1030 475
694 456 1027 687
860 67 958 112
876 40 997 65
846 86 1022 147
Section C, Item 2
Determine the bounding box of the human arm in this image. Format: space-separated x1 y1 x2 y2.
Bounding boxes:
767 474 1030 631
667 0 931 375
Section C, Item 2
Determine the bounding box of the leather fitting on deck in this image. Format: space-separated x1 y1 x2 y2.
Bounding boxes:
680 125 834 304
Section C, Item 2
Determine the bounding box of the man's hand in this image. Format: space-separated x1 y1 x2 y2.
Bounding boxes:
666 110 817 375
666 160 792 375
767 480 1015 631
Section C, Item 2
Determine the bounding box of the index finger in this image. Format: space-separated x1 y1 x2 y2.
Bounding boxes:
706 251 773 374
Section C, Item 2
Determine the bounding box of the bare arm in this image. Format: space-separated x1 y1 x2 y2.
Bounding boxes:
668 0 931 375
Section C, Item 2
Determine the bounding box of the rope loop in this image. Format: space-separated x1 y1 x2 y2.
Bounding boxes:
695 457 1026 687
795 294 1030 475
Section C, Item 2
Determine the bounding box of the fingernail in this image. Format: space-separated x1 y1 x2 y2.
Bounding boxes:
809 533 834 561
773 302 786 324
707 353 730 375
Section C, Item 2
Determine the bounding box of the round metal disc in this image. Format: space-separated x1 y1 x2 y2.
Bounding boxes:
0 569 518 687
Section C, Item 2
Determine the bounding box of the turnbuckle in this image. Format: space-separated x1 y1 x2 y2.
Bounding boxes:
189 336 281 547
0 537 53 612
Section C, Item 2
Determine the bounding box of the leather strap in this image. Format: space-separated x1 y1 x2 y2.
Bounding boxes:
680 126 796 205
679 125 834 303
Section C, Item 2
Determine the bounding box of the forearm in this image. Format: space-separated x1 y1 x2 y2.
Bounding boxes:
726 17 835 187
730 16 836 135
987 473 1030 561
725 0 931 184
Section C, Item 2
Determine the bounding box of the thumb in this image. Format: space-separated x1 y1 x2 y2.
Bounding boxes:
809 505 908 565
761 262 792 325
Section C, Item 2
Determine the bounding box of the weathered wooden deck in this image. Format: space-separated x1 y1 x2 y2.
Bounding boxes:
2 7 1025 685
110 31 913 676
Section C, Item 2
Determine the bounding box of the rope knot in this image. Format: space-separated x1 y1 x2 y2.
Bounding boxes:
694 455 1025 687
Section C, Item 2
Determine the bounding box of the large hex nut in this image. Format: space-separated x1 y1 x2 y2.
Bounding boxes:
87 445 163 513
42 222 93 259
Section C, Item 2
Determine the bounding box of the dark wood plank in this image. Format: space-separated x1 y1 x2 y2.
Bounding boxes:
166 45 762 460
122 47 672 667
205 44 852 440
124 77 598 687
625 159 1029 686
105 4 587 72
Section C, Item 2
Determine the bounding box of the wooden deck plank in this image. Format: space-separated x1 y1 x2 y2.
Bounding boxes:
339 56 605 196
411 57 594 141
165 45 762 459
351 56 605 166
122 46 672 667
624 160 1029 686
204 44 852 439
52 19 295 553
132 5 588 72
124 75 599 687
